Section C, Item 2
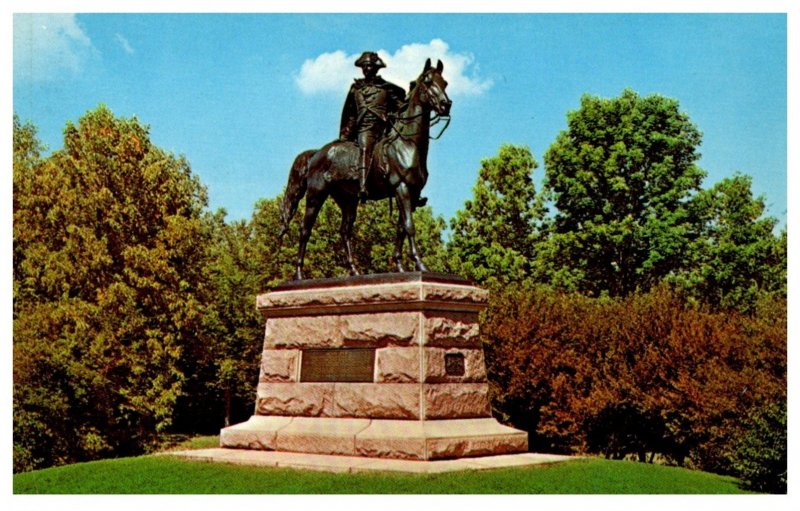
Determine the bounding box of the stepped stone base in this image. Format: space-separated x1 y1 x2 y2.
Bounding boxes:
221 416 527 461
220 273 528 462
165 449 573 474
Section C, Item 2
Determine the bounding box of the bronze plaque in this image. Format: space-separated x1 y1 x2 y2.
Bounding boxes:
445 353 465 377
300 348 375 382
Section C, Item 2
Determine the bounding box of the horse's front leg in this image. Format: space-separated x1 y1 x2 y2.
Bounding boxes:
339 197 360 276
395 183 428 272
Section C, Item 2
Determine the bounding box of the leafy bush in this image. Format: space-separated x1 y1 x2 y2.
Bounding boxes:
483 284 786 475
729 401 787 493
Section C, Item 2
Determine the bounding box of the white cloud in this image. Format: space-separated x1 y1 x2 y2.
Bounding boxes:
13 14 93 82
295 39 493 97
295 50 354 94
115 33 135 55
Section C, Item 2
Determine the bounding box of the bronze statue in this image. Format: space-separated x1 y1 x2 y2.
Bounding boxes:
279 58 451 280
339 52 406 200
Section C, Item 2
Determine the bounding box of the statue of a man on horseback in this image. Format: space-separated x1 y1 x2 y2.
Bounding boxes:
339 51 406 201
279 55 451 280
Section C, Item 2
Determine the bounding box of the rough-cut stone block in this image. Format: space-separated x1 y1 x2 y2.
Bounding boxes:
423 383 492 419
256 275 489 318
259 349 300 382
427 434 528 459
255 383 334 417
219 415 293 450
264 312 420 349
333 383 421 419
423 418 529 459
258 283 421 311
355 420 427 460
421 283 489 305
465 350 488 381
423 312 481 346
354 418 528 460
424 348 487 383
375 347 421 383
276 417 371 456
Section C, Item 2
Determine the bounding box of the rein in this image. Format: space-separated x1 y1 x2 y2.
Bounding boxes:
385 75 452 142
429 114 451 140
388 111 451 141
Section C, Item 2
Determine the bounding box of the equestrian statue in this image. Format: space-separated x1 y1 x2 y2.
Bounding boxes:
279 53 452 280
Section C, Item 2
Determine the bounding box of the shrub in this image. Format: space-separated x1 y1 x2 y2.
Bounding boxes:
729 401 787 493
483 284 786 475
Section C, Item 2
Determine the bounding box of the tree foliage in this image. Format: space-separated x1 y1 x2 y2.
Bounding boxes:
172 212 263 433
269 196 447 281
13 106 211 471
729 400 787 493
675 174 785 312
446 144 544 288
541 90 706 296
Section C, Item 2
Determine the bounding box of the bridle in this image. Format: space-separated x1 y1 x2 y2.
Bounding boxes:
386 72 452 141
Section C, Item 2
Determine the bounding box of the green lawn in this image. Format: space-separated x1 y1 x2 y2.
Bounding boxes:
14 441 748 494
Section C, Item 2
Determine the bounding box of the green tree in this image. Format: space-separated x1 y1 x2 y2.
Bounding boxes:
541 89 705 296
12 115 45 305
13 114 43 173
267 196 447 281
353 200 447 274
446 144 544 287
177 211 263 430
13 106 211 471
676 174 785 312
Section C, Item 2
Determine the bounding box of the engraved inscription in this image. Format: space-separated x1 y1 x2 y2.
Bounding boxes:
445 353 465 376
301 348 376 382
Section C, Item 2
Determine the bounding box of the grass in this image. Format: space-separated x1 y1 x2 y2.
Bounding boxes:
13 437 749 494
158 434 221 451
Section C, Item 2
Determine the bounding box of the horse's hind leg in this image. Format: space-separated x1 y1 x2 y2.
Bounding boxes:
295 187 327 280
336 195 360 276
393 216 406 272
395 182 428 272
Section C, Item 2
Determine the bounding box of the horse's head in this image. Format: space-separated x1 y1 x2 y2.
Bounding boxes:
411 58 452 116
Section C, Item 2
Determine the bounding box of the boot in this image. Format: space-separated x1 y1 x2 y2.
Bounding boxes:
358 167 368 202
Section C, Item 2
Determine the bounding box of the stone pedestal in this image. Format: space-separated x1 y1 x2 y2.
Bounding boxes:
220 272 527 461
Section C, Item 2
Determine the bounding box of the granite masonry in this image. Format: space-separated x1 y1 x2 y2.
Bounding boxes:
220 272 528 461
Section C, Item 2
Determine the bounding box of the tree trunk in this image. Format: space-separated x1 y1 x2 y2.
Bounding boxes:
224 387 231 427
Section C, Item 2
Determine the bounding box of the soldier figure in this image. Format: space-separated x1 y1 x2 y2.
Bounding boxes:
340 51 406 200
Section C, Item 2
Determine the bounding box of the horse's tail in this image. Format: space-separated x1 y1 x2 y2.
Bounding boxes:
279 149 316 240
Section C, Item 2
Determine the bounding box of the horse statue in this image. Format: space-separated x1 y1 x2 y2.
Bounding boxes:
279 58 451 280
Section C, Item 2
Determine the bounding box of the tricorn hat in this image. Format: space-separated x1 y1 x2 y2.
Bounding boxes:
355 51 386 68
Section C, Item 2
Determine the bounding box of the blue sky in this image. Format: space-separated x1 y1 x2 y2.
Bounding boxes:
12 12 788 230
